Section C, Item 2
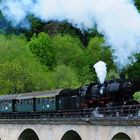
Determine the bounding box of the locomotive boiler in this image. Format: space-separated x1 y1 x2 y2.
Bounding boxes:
81 76 134 107
57 75 140 109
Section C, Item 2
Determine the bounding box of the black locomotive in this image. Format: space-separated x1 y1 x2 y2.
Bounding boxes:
0 75 139 113
58 74 140 110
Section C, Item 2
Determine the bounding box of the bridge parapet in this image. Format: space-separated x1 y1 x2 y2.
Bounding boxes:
0 105 140 126
0 115 140 126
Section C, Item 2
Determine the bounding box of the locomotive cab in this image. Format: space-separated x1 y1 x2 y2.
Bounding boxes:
90 84 105 98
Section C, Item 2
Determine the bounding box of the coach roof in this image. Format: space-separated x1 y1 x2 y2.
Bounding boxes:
0 89 62 100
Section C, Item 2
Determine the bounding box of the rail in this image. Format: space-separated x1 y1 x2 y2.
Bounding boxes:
97 104 140 117
0 104 140 120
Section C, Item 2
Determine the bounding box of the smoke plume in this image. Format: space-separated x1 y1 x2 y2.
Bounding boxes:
94 61 107 84
0 0 140 69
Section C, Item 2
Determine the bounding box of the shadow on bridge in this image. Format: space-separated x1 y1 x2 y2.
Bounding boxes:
18 128 39 140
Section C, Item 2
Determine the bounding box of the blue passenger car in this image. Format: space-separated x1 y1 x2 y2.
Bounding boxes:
14 89 61 112
15 98 34 112
35 90 61 111
36 97 55 111
0 89 61 113
0 94 17 112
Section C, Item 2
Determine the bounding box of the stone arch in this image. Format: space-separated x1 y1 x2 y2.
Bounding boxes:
18 128 39 140
111 132 131 140
61 130 82 140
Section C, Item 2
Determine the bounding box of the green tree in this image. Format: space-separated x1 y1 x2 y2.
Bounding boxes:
133 92 140 101
85 37 115 82
52 65 80 88
0 62 33 94
106 69 119 80
126 54 140 80
52 34 89 84
0 34 51 94
52 34 84 66
28 32 56 69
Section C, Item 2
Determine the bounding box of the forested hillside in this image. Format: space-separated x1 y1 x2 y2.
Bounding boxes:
0 0 139 94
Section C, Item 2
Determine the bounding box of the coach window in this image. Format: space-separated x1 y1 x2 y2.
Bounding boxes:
18 100 20 105
25 99 27 105
5 101 7 105
27 99 29 105
51 97 54 102
22 100 24 105
19 100 22 105
9 100 12 106
30 99 33 104
44 98 47 103
30 99 33 105
37 98 40 104
45 98 48 103
29 99 31 105
42 98 45 104
27 99 30 105
24 99 26 104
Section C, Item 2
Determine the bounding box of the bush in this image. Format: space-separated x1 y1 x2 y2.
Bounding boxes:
133 92 140 101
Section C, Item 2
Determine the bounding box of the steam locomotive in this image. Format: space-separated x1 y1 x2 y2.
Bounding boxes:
0 75 139 113
58 74 140 109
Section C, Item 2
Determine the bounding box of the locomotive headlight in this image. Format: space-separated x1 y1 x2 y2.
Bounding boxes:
127 82 132 88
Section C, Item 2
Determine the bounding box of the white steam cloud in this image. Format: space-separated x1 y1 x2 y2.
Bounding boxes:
94 61 107 84
0 0 140 69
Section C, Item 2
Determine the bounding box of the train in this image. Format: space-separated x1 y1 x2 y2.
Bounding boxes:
0 75 139 114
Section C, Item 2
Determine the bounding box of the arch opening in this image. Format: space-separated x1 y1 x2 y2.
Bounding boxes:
18 128 39 140
61 130 82 140
111 132 131 140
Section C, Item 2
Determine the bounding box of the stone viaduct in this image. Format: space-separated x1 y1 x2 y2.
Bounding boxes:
0 117 139 140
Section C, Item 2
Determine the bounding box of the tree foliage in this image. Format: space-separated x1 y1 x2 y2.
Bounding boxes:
52 34 84 67
51 65 80 88
0 1 140 95
125 54 140 80
135 0 140 11
0 62 33 94
85 37 115 82
133 92 140 101
28 32 56 69
0 34 50 94
52 34 95 85
2 29 140 95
